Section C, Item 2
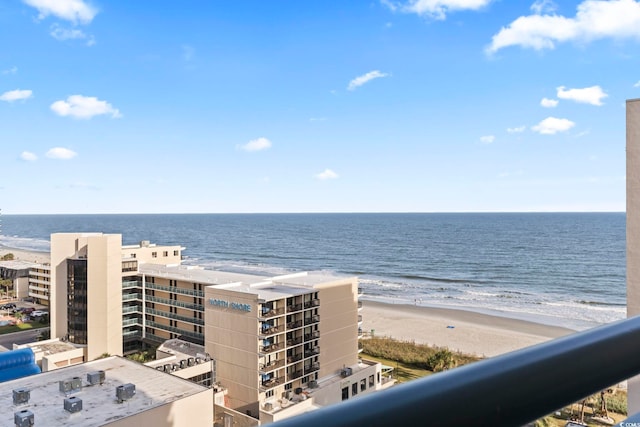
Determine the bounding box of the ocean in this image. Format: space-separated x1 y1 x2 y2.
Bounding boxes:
0 213 626 330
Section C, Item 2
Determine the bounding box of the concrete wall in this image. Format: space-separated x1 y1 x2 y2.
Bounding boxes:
628 98 640 413
107 388 213 427
205 287 260 411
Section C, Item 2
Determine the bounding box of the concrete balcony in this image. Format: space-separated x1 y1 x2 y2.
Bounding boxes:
260 359 285 373
260 307 286 320
260 376 284 391
261 342 284 355
260 324 285 338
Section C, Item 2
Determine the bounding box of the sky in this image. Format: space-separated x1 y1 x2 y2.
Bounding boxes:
1 0 639 214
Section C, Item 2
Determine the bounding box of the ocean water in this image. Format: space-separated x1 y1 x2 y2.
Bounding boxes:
0 213 626 330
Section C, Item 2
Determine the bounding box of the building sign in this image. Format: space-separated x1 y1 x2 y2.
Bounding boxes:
208 298 251 312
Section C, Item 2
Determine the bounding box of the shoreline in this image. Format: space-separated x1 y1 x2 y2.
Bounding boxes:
360 300 576 358
1 245 583 358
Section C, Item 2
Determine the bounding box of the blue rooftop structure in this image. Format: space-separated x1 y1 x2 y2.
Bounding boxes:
0 348 40 383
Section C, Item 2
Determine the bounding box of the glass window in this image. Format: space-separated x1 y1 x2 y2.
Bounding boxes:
361 379 366 392
342 387 349 401
352 383 358 396
369 375 375 387
152 252 157 258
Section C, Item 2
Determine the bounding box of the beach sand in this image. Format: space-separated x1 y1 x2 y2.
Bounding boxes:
361 300 576 358
0 246 50 264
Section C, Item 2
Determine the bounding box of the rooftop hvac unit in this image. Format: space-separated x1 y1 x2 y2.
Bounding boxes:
309 380 318 389
263 402 273 411
64 396 83 413
172 363 179 371
87 370 105 386
14 410 34 427
187 357 195 367
179 359 187 369
163 364 172 373
59 377 82 394
13 388 30 405
195 357 203 364
116 383 136 403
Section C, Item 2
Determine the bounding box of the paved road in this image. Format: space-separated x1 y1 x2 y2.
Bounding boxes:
0 328 48 351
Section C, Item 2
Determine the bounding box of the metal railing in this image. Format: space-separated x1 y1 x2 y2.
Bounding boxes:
273 315 640 427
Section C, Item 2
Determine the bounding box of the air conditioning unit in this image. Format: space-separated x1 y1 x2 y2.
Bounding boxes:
14 410 34 427
163 364 172 373
179 359 187 369
59 377 82 394
87 370 105 386
263 402 273 411
187 357 195 367
116 383 136 403
64 396 83 413
13 388 30 405
309 380 318 389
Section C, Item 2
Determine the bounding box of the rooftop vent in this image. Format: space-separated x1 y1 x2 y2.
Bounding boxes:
59 377 82 394
116 383 136 403
13 388 30 405
187 357 195 367
87 370 105 386
14 410 34 427
64 396 82 413
179 359 187 369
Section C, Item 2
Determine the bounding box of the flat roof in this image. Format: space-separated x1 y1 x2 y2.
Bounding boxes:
17 339 77 356
1 356 209 427
139 264 355 301
0 260 42 270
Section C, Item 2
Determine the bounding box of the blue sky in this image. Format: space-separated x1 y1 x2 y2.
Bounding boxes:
1 0 639 214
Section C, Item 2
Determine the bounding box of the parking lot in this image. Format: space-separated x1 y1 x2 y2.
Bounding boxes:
0 300 49 327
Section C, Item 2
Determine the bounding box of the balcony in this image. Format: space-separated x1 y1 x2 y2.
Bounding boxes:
287 303 303 313
260 376 284 391
358 301 363 309
271 315 640 427
287 320 303 330
358 287 363 296
287 353 303 364
289 369 304 380
304 347 320 358
304 363 320 375
287 336 303 346
357 315 363 324
122 293 143 301
261 342 284 354
358 328 363 338
304 331 320 341
304 315 320 326
303 299 320 309
260 359 285 373
260 324 284 337
260 307 285 319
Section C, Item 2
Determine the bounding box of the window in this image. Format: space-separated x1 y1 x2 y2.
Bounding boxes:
352 383 358 396
152 252 157 258
285 383 292 391
174 250 179 256
342 387 349 401
266 390 274 398
369 375 375 387
361 379 366 392
163 251 168 257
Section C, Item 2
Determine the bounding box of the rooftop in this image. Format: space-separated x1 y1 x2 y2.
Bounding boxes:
0 356 210 427
139 264 356 301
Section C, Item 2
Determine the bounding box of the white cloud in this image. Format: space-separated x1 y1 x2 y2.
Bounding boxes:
507 125 526 133
382 0 493 20
0 89 33 102
635 80 640 87
50 95 122 119
480 135 495 144
239 137 272 152
540 97 558 108
46 147 77 159
315 169 339 180
531 116 575 134
23 0 97 24
556 85 608 106
487 0 640 54
20 151 38 161
347 70 390 91
50 23 94 45
2 66 18 75
531 0 557 14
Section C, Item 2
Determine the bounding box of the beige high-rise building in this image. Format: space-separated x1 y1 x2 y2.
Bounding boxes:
628 98 640 412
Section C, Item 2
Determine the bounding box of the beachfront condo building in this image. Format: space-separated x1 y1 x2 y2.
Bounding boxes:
44 232 388 423
628 98 640 413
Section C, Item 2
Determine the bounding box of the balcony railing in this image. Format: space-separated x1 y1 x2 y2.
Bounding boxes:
287 320 303 330
260 359 285 373
146 295 203 311
260 307 285 319
304 299 320 309
261 342 284 354
287 353 303 364
304 331 320 341
146 307 204 326
260 324 284 337
304 363 320 375
261 376 284 391
287 303 303 313
272 315 640 427
304 315 320 326
287 336 303 346
304 347 319 358
289 370 304 380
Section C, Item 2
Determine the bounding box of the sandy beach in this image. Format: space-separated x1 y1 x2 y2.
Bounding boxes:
361 300 576 358
0 246 50 264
